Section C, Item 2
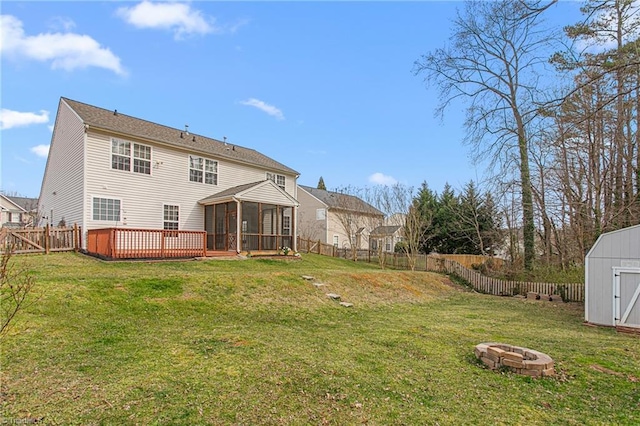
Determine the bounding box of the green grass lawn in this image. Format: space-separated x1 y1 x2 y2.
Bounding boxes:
1 253 638 425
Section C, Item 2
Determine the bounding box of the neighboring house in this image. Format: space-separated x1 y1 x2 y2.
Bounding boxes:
370 212 406 252
1 195 37 228
39 97 300 256
297 185 383 250
370 225 403 253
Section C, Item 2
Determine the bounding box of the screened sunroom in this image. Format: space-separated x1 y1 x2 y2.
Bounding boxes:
199 180 299 254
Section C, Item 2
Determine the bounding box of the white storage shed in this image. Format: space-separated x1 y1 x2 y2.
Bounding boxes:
585 224 640 329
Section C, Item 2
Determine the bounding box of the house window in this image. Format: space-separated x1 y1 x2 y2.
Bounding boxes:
316 208 326 220
267 173 285 190
333 235 339 247
283 215 291 235
190 156 218 185
111 139 151 174
163 205 179 230
134 144 151 174
93 197 121 221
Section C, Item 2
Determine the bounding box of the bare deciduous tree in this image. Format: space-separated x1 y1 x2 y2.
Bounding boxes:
414 0 558 270
0 245 37 339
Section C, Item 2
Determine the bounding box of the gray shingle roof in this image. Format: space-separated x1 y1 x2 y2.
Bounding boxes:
6 196 38 212
370 225 402 236
62 97 299 176
299 185 383 216
198 181 265 204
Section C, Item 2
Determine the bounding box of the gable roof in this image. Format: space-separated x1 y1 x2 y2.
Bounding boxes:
6 196 38 212
299 185 383 216
61 97 299 176
1 195 27 212
370 225 402 236
198 180 298 206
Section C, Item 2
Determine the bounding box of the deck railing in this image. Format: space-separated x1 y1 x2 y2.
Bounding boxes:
86 228 206 259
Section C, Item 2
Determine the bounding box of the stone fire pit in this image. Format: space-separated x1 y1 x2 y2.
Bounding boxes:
474 342 555 378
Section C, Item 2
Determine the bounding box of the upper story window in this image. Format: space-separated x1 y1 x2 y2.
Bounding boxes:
267 173 285 190
111 138 151 175
189 156 218 185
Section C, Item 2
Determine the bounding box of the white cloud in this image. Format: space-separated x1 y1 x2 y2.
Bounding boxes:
0 108 49 130
48 16 76 32
0 15 126 75
30 144 50 158
117 1 214 39
369 172 398 186
240 98 285 121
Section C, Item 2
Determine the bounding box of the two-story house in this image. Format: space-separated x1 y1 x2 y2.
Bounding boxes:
39 97 300 258
1 195 38 228
297 185 383 250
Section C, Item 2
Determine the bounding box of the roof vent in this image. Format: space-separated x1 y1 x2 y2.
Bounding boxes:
223 136 227 146
192 136 196 142
180 132 184 139
185 124 189 135
232 146 236 151
114 109 118 116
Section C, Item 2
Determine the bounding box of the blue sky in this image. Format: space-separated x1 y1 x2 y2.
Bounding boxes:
1 1 583 198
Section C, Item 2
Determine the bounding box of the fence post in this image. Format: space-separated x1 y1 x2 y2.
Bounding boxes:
44 223 50 254
73 223 79 252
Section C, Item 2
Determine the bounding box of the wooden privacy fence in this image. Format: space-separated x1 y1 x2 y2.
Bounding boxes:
0 225 81 254
86 228 206 259
297 237 339 257
430 257 584 302
296 237 585 302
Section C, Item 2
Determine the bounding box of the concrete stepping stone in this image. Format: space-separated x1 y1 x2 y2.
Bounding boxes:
312 283 326 288
326 293 341 300
301 275 315 281
339 302 353 308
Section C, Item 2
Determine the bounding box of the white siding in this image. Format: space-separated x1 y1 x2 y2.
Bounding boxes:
83 129 298 237
241 183 296 206
327 210 382 250
39 101 85 229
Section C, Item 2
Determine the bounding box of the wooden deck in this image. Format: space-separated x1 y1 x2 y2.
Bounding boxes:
205 250 240 258
87 228 206 260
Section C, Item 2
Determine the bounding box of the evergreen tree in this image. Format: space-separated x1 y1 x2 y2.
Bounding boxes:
317 176 327 190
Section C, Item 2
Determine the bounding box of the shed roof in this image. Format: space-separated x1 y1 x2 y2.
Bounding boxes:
586 224 640 260
298 185 383 216
62 98 299 176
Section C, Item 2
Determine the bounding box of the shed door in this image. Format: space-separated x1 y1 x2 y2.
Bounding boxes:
614 269 640 328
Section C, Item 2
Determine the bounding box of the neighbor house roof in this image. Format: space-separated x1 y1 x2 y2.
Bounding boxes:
299 185 383 216
370 225 402 236
2 195 37 212
61 97 299 176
